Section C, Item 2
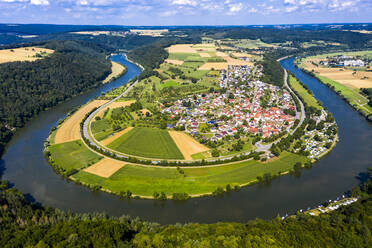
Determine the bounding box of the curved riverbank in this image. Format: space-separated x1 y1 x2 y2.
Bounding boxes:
1 56 371 224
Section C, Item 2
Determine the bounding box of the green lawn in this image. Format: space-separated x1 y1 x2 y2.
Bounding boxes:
49 140 103 171
107 127 184 159
288 75 322 110
72 151 308 197
161 80 179 88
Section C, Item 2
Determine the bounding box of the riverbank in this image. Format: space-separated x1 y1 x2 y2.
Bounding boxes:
295 53 372 121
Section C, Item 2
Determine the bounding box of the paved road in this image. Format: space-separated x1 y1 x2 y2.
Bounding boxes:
82 79 139 157
255 68 305 152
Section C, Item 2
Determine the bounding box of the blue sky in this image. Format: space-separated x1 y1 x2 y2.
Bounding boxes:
0 0 371 25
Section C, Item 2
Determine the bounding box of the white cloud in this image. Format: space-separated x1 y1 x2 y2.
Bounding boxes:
228 2 243 15
172 0 197 7
30 0 49 5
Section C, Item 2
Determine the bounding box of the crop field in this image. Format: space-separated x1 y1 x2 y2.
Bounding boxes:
107 127 184 159
0 46 54 64
168 44 198 53
164 59 184 65
54 100 108 144
73 152 308 197
83 158 125 178
289 75 322 110
169 131 210 160
100 127 133 146
102 61 126 83
97 100 135 118
49 140 103 171
299 52 372 115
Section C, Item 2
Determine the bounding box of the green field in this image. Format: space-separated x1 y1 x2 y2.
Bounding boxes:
73 151 308 197
168 53 198 61
107 127 184 159
161 80 179 88
49 140 103 171
91 119 113 141
288 75 322 110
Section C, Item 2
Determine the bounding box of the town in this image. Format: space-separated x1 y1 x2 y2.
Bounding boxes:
162 65 297 146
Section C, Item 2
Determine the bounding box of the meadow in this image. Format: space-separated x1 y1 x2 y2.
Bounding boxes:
49 140 103 171
73 151 308 197
288 75 322 110
107 127 184 159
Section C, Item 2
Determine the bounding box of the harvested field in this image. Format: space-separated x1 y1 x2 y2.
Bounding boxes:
0 47 54 64
232 52 254 58
199 62 229 70
103 61 126 83
100 127 133 146
199 53 211 57
97 100 135 118
311 67 372 89
165 59 184 65
199 51 254 70
168 44 197 53
169 131 209 160
84 158 125 178
54 100 108 144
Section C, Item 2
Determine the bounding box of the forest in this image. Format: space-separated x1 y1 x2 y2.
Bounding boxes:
0 40 112 155
0 166 371 247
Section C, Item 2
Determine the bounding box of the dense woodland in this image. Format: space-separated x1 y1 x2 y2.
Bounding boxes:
0 40 112 155
0 166 371 247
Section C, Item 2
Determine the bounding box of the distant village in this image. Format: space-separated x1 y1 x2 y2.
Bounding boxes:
161 65 296 142
320 55 370 67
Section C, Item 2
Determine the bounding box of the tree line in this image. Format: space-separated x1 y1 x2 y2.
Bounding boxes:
0 40 112 156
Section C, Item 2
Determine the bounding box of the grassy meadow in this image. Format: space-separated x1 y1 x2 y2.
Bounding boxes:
108 127 184 159
288 75 322 110
72 151 309 197
49 140 103 170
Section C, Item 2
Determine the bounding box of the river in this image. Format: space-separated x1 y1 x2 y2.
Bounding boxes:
1 56 371 224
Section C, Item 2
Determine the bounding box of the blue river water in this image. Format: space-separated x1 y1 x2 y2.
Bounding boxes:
1 55 371 224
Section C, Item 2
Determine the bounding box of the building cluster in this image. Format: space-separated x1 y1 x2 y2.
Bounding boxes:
161 65 297 141
320 55 368 67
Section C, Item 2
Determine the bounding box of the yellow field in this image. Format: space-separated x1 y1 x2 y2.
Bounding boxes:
0 47 54 64
198 54 254 70
165 59 184 65
103 61 126 83
168 44 198 53
84 158 125 178
169 131 210 160
54 100 108 144
199 62 230 70
100 127 133 146
232 52 254 58
97 100 135 118
199 53 211 57
306 61 372 89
